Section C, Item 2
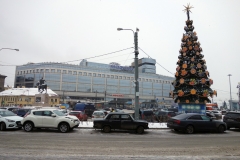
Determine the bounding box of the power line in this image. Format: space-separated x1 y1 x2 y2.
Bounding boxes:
138 47 174 75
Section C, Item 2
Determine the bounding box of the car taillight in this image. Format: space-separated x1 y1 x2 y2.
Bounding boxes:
174 120 181 124
92 115 94 118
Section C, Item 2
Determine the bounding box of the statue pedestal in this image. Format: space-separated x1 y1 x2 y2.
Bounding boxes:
33 94 49 107
178 103 206 114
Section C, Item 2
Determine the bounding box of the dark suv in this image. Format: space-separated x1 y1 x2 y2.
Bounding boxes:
223 111 240 129
140 110 154 122
154 110 176 122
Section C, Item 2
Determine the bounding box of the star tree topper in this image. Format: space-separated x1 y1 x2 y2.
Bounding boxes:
183 3 194 20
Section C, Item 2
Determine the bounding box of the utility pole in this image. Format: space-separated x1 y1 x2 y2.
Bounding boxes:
227 74 232 111
237 82 240 110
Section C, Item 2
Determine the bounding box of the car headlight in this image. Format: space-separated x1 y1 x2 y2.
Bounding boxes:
6 119 15 122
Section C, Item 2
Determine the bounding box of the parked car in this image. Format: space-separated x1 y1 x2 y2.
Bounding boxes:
221 110 227 115
17 108 32 117
21 109 80 133
211 110 222 120
140 110 154 122
68 111 88 121
154 110 176 122
93 112 149 134
223 111 240 129
167 113 227 134
92 111 105 121
0 109 23 131
206 111 216 119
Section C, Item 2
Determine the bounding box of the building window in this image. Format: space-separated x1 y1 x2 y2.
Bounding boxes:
119 76 122 79
149 79 152 82
26 70 28 74
55 99 57 102
84 72 87 76
40 69 44 72
51 69 55 73
111 75 114 78
30 70 32 73
107 75 110 78
68 71 72 74
146 79 148 82
62 70 67 74
23 71 25 74
45 69 49 73
115 76 118 79
88 73 92 76
102 74 105 78
131 77 134 80
123 76 126 79
98 74 101 77
57 69 61 73
93 73 96 77
127 77 130 80
73 71 77 75
153 80 155 82
36 69 39 73
79 72 82 75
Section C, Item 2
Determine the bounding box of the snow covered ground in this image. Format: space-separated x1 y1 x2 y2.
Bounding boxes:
78 121 168 129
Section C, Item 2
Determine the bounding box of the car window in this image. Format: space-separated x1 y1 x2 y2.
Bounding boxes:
109 115 120 120
121 115 131 120
201 115 210 120
33 111 43 116
53 110 65 116
0 110 16 117
188 115 202 120
43 111 53 116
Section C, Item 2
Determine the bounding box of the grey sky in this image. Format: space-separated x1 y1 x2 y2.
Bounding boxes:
1 0 239 105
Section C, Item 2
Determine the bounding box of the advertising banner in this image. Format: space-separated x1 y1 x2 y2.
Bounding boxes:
178 104 206 114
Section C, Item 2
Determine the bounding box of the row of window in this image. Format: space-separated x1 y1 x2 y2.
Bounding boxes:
17 69 172 84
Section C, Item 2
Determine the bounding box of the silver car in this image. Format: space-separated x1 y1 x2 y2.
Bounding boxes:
92 111 105 121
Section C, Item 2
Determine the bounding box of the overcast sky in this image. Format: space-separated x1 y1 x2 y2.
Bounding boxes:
1 0 240 105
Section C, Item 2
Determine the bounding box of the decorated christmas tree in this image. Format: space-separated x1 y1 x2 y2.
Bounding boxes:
170 4 217 108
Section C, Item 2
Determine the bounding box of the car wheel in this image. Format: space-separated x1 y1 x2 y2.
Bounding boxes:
58 123 69 133
102 126 111 133
0 122 6 131
185 125 194 134
218 125 225 133
23 122 33 132
136 126 144 134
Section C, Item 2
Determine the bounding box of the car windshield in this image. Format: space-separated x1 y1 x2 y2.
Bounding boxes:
53 110 66 116
0 110 16 117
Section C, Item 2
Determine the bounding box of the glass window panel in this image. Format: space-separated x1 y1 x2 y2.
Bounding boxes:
73 71 77 75
142 82 152 89
62 83 76 91
47 82 60 90
45 73 61 82
98 74 101 77
163 90 170 96
119 87 130 94
93 73 96 77
142 89 152 96
92 85 105 92
57 69 61 73
102 74 105 78
106 86 118 93
153 83 162 89
93 77 105 85
107 79 118 85
119 80 131 86
88 73 92 76
68 71 72 74
45 69 49 72
78 76 91 84
62 75 77 83
77 84 91 92
51 69 55 73
153 90 162 96
163 83 171 90
83 72 87 76
63 70 67 74
79 72 82 75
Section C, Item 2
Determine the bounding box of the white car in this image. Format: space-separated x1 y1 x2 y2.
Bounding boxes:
0 109 23 131
92 111 105 121
21 109 80 133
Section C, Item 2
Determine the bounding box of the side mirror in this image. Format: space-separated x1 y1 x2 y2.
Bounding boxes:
51 114 56 117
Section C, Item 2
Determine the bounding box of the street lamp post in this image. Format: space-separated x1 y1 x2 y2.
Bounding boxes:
0 48 19 51
117 28 140 120
237 82 240 110
227 74 232 111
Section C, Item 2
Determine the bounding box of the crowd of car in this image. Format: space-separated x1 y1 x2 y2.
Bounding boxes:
0 106 240 134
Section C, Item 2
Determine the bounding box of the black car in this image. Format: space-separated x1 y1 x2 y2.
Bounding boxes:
93 112 149 134
223 111 240 129
154 110 176 122
167 113 227 134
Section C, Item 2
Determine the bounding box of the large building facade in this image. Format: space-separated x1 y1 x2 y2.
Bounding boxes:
14 58 175 108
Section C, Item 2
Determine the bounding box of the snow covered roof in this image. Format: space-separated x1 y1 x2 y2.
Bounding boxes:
0 88 58 97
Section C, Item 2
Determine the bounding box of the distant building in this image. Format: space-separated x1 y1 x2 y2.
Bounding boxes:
14 58 174 108
0 88 59 107
229 100 240 111
0 74 7 92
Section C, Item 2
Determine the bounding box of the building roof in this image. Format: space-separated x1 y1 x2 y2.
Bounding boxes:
0 88 58 97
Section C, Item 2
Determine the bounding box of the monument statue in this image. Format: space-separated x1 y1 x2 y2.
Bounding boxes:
36 77 47 93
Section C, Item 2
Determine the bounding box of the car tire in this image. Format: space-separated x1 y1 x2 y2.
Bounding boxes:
136 126 144 134
174 129 179 132
185 125 194 134
102 126 111 133
23 122 34 132
0 122 6 131
218 125 225 133
58 123 69 133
